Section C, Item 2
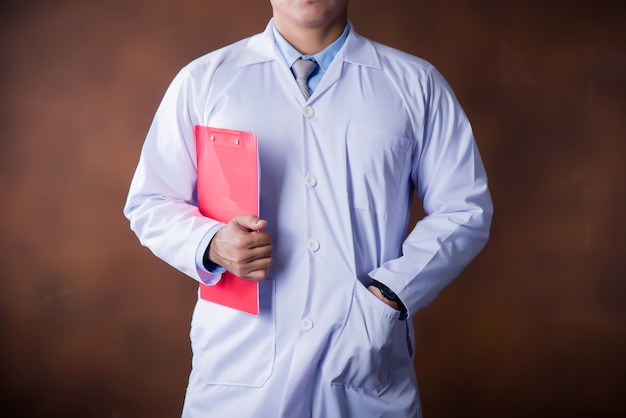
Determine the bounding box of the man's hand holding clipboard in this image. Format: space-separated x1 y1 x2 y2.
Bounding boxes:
205 214 273 283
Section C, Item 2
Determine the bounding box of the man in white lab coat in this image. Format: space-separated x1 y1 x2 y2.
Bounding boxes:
124 0 493 416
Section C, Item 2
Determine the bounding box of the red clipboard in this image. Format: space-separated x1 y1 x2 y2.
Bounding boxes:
195 125 259 315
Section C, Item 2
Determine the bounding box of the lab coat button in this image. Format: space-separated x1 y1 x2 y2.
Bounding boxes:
307 239 320 252
303 106 314 118
305 175 317 187
300 317 314 331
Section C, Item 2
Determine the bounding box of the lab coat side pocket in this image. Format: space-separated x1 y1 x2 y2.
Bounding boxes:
321 282 405 396
190 279 276 387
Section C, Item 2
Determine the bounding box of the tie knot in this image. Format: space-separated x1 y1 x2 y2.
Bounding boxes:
292 58 318 82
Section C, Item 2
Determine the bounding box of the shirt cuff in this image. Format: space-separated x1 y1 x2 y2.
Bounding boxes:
195 223 226 285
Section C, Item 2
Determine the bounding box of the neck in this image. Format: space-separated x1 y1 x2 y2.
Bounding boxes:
274 16 346 55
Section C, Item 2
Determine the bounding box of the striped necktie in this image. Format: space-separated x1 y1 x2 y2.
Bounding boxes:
291 58 318 100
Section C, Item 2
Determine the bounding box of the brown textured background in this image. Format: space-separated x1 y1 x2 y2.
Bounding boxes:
1 1 625 417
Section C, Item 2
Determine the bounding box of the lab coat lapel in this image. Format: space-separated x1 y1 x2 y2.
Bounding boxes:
238 21 316 104
309 23 382 101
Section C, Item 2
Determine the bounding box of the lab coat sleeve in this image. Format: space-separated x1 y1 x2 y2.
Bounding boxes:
123 67 224 285
369 66 493 315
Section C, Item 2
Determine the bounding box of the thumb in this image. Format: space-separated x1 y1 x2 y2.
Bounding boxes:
232 214 267 231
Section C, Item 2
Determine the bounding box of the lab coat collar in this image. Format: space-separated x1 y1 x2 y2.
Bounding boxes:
238 20 382 70
237 21 276 67
342 21 382 70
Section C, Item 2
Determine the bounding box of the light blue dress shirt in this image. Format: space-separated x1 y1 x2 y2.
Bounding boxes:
272 21 350 94
124 19 493 418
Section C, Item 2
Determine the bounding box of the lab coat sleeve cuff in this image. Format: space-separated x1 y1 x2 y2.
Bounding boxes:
195 223 226 286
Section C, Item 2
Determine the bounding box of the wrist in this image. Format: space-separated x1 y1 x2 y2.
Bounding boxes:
202 234 224 272
370 280 407 317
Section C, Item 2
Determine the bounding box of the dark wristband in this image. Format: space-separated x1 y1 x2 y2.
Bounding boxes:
370 279 407 317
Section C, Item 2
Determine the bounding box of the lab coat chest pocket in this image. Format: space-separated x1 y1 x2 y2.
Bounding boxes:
190 280 275 387
321 282 408 396
345 124 412 214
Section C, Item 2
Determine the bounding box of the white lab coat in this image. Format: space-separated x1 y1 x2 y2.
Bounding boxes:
124 21 492 418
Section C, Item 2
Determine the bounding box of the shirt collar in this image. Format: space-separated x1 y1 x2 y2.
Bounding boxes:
238 19 381 70
271 19 350 72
